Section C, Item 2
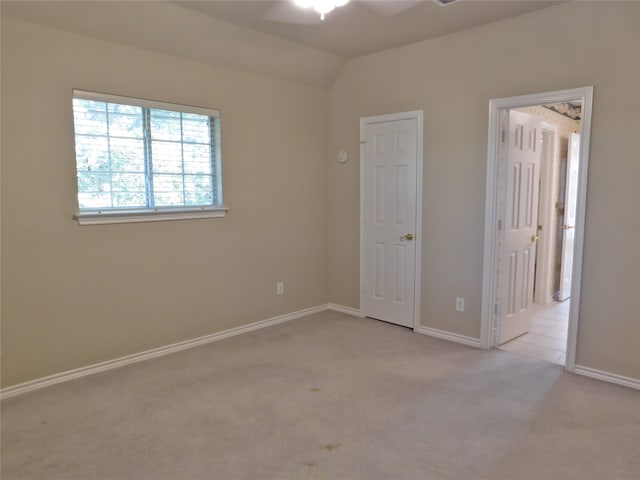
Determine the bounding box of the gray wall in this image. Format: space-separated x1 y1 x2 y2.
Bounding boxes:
328 2 640 380
2 1 639 388
1 18 329 387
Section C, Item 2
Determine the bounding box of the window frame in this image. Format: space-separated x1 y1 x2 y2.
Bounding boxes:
71 90 227 225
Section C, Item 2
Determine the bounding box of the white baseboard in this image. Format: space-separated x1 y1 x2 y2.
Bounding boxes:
0 304 328 400
574 365 640 391
11 304 635 400
415 326 482 348
327 303 362 317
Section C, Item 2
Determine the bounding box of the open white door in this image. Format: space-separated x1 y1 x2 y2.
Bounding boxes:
558 133 580 301
361 112 421 328
482 86 594 372
499 110 542 344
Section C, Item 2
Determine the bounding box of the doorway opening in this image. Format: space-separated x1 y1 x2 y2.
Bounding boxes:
480 87 594 372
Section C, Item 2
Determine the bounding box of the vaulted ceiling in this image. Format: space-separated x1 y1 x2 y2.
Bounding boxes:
2 1 562 87
176 1 561 58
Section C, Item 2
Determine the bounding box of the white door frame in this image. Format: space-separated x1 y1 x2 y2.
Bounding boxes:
360 110 424 330
480 87 593 372
558 132 581 302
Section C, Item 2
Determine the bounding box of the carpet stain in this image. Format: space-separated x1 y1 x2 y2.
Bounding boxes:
319 443 340 451
303 462 315 467
309 388 320 392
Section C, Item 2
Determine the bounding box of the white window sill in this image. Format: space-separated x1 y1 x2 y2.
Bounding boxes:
74 206 229 225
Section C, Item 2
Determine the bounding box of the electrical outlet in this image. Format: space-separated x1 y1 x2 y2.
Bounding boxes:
276 282 284 296
456 297 465 312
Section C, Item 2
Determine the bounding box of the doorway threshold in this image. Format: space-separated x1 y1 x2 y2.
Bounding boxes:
499 301 569 366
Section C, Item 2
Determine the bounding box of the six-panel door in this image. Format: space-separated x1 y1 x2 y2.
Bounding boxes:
363 118 418 328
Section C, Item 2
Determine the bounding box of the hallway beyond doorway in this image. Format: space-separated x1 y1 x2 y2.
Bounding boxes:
499 301 569 366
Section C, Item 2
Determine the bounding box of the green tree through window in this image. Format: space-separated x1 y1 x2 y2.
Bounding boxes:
72 92 222 213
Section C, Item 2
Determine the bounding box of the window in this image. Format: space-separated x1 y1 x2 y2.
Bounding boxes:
72 90 226 224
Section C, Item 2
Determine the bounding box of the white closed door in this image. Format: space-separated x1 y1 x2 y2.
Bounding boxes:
499 111 542 344
558 132 580 301
362 116 419 328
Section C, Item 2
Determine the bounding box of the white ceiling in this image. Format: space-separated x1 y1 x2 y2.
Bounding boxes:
2 1 562 88
175 0 562 58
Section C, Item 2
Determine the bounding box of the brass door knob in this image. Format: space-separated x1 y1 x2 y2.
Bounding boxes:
531 235 540 242
400 233 414 241
561 224 574 230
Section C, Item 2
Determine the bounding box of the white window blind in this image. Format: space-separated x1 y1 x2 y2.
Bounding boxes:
72 90 226 224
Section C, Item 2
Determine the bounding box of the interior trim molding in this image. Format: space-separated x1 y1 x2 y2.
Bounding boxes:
574 365 640 391
414 326 482 348
327 303 362 317
75 207 229 225
360 110 424 330
5 305 635 399
0 304 328 400
480 86 594 376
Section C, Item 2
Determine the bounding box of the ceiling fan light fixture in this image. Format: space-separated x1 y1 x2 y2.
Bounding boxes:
293 0 350 21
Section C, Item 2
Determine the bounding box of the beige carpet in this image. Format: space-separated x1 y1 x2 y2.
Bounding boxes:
2 311 639 479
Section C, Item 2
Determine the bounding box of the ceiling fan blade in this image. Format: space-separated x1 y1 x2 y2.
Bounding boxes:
262 1 323 25
360 0 426 16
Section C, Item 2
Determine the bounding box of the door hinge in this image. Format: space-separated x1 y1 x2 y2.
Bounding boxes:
494 303 498 316
497 219 502 231
501 129 506 143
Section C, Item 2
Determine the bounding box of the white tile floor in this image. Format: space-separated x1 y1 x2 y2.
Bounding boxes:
499 300 570 366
